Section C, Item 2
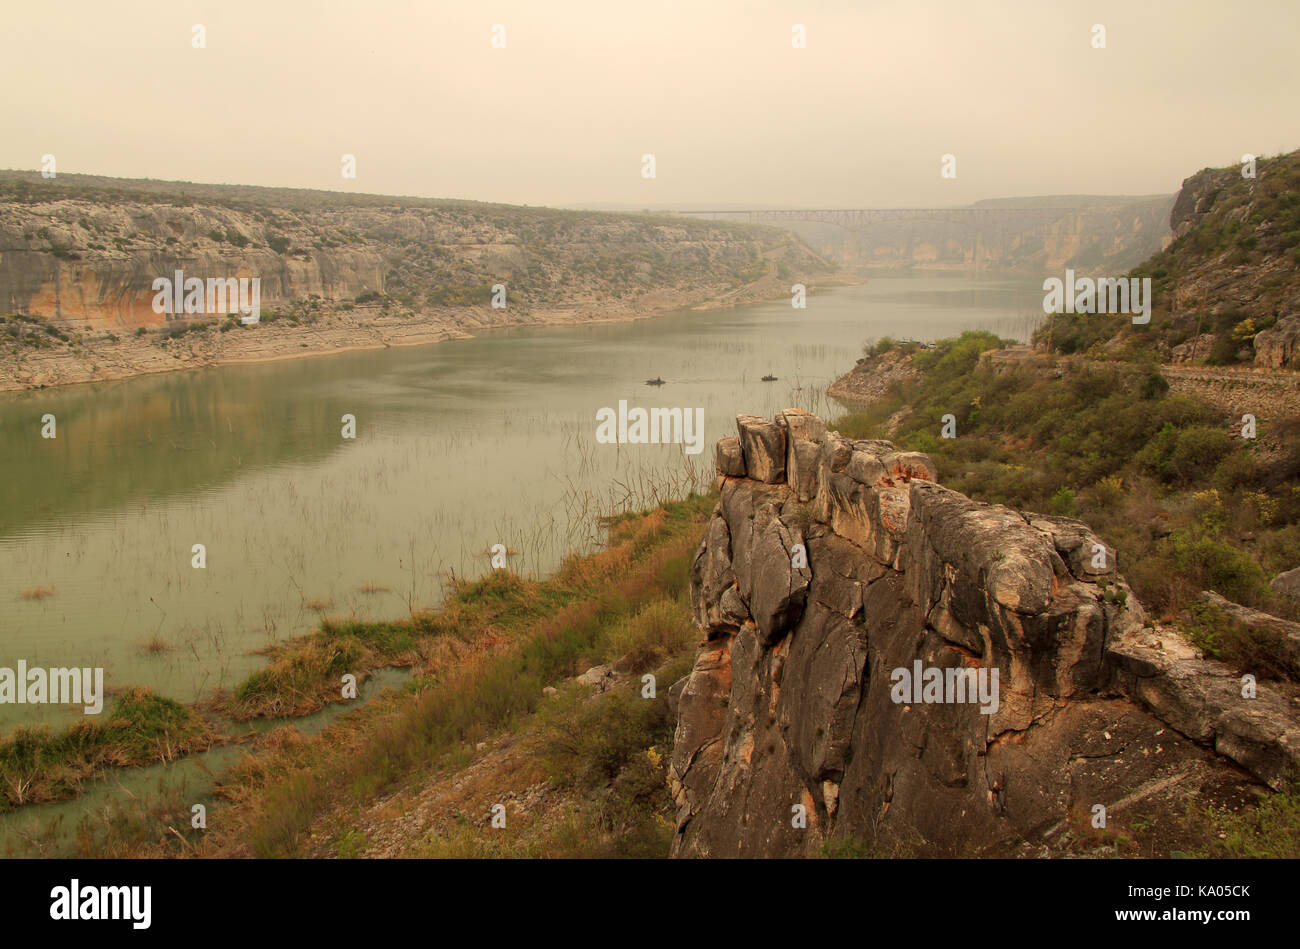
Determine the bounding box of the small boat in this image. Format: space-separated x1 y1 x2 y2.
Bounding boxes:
645 377 666 386
761 374 778 382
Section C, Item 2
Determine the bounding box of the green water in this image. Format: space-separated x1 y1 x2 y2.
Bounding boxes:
0 275 1044 732
0 666 411 853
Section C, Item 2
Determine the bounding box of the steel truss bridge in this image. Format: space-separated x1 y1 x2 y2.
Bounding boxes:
676 207 1076 231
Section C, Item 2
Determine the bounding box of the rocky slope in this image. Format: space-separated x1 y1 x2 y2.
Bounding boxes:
669 410 1300 857
0 172 834 389
825 347 922 405
1160 152 1300 368
1052 150 1300 368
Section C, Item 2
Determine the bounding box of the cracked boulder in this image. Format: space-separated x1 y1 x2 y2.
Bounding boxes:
736 414 786 483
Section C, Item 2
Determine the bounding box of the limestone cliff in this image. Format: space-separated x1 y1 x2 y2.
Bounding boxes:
0 172 832 389
0 172 830 330
669 410 1300 857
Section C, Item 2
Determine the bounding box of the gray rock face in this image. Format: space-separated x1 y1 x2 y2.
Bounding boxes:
1254 315 1300 369
1271 566 1300 603
777 409 826 501
575 664 618 693
1199 590 1300 680
1028 514 1117 582
714 436 746 478
1171 333 1218 363
669 410 1300 857
689 512 743 637
735 415 786 483
745 503 811 644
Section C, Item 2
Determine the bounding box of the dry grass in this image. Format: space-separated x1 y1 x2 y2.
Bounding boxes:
357 582 391 595
190 493 713 857
17 493 712 857
222 635 375 720
18 586 54 601
303 597 334 612
138 635 174 654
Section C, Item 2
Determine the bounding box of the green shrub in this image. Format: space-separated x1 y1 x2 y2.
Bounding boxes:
605 599 695 673
1193 777 1300 858
540 688 672 791
1136 424 1236 486
1049 486 1077 516
1171 531 1271 606
1140 371 1170 399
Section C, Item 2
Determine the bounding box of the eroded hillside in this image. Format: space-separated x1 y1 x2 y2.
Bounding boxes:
1049 150 1300 368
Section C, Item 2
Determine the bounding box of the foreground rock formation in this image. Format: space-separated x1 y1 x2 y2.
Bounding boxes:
668 410 1300 857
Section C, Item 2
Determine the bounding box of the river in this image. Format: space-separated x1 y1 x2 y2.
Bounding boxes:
0 274 1044 733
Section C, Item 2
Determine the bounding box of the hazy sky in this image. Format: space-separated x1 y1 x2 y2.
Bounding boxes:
5 0 1298 208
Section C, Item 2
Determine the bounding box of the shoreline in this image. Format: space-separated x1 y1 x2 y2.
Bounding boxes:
0 272 863 395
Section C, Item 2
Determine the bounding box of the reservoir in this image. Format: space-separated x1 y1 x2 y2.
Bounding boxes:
0 274 1044 733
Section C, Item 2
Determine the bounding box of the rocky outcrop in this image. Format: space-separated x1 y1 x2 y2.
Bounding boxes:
1055 151 1300 371
1254 316 1300 369
1273 567 1300 605
826 348 923 405
1170 333 1218 364
1200 590 1300 679
668 410 1300 857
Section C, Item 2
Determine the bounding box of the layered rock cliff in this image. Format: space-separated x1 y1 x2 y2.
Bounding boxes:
0 172 829 329
669 410 1300 857
0 172 832 389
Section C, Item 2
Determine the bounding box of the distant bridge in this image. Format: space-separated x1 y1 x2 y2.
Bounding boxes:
675 207 1077 231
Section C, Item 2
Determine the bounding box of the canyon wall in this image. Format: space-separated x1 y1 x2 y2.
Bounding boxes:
0 172 829 333
0 172 833 389
669 410 1300 857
